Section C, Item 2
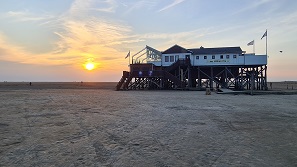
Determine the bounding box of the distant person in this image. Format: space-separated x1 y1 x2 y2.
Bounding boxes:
29 82 32 86
270 82 272 89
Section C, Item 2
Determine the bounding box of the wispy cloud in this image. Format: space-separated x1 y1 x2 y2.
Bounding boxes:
91 0 118 13
135 25 243 49
0 0 138 69
68 0 118 15
53 18 133 56
68 0 93 16
0 32 69 65
158 0 186 12
3 10 54 22
279 10 297 27
123 0 158 14
232 0 275 15
0 4 243 67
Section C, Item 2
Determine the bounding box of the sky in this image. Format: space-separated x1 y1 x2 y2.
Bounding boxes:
0 0 297 82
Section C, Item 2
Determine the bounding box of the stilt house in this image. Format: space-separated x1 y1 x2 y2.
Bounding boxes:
116 44 267 90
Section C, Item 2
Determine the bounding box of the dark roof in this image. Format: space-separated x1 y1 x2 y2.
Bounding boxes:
162 44 193 54
189 47 242 55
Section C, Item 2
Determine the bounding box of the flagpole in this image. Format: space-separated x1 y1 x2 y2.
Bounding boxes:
129 50 130 65
266 29 268 56
253 40 255 54
265 29 268 90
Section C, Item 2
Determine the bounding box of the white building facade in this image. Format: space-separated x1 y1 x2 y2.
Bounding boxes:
147 44 267 67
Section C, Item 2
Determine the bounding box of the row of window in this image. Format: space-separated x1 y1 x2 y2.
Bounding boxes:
196 55 237 60
164 55 179 62
164 54 238 62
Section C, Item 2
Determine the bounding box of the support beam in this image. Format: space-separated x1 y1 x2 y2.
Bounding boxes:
197 67 201 89
210 67 213 89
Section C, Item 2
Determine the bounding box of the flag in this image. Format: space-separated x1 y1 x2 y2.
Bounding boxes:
261 30 267 40
125 51 130 59
247 40 254 46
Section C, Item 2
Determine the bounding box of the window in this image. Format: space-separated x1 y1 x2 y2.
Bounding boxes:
175 55 179 61
233 55 237 58
220 55 224 59
226 55 230 59
196 56 199 59
212 55 215 59
170 56 174 62
204 56 207 59
165 56 169 62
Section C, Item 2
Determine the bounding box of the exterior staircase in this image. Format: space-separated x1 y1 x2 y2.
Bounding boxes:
165 60 181 72
163 71 185 88
116 59 189 90
165 59 190 72
115 71 129 91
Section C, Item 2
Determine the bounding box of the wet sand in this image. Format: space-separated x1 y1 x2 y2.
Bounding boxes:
0 82 297 166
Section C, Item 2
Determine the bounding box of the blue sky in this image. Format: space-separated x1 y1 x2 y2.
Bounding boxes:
0 0 297 81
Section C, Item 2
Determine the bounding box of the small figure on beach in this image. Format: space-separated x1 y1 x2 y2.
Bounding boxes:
29 82 32 86
206 88 211 95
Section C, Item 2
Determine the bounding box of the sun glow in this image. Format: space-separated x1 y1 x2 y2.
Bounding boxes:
85 62 95 70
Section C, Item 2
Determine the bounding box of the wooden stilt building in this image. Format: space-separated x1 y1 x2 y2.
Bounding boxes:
116 44 268 91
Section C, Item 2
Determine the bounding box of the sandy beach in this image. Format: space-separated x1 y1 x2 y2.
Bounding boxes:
1 82 297 166
0 82 117 90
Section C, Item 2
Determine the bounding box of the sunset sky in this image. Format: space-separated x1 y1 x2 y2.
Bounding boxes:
0 0 297 82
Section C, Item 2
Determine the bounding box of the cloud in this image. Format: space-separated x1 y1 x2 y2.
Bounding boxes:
53 18 133 56
0 16 135 66
279 10 297 27
69 0 118 15
123 0 158 14
0 0 246 68
158 0 186 12
4 10 54 22
0 33 30 61
135 25 243 49
0 32 67 65
92 0 118 13
68 0 93 16
0 0 138 69
232 0 275 15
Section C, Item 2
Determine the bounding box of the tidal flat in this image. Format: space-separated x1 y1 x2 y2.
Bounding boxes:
0 83 297 166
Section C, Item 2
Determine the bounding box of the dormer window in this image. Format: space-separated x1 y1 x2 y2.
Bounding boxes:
165 56 169 62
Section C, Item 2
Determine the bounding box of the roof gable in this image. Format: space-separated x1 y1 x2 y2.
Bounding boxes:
189 47 242 55
162 44 192 54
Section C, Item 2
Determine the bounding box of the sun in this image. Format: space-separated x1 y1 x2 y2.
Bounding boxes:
85 62 95 70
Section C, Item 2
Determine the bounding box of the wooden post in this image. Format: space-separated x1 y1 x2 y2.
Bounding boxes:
198 67 201 90
210 67 213 90
225 67 228 88
251 68 255 95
